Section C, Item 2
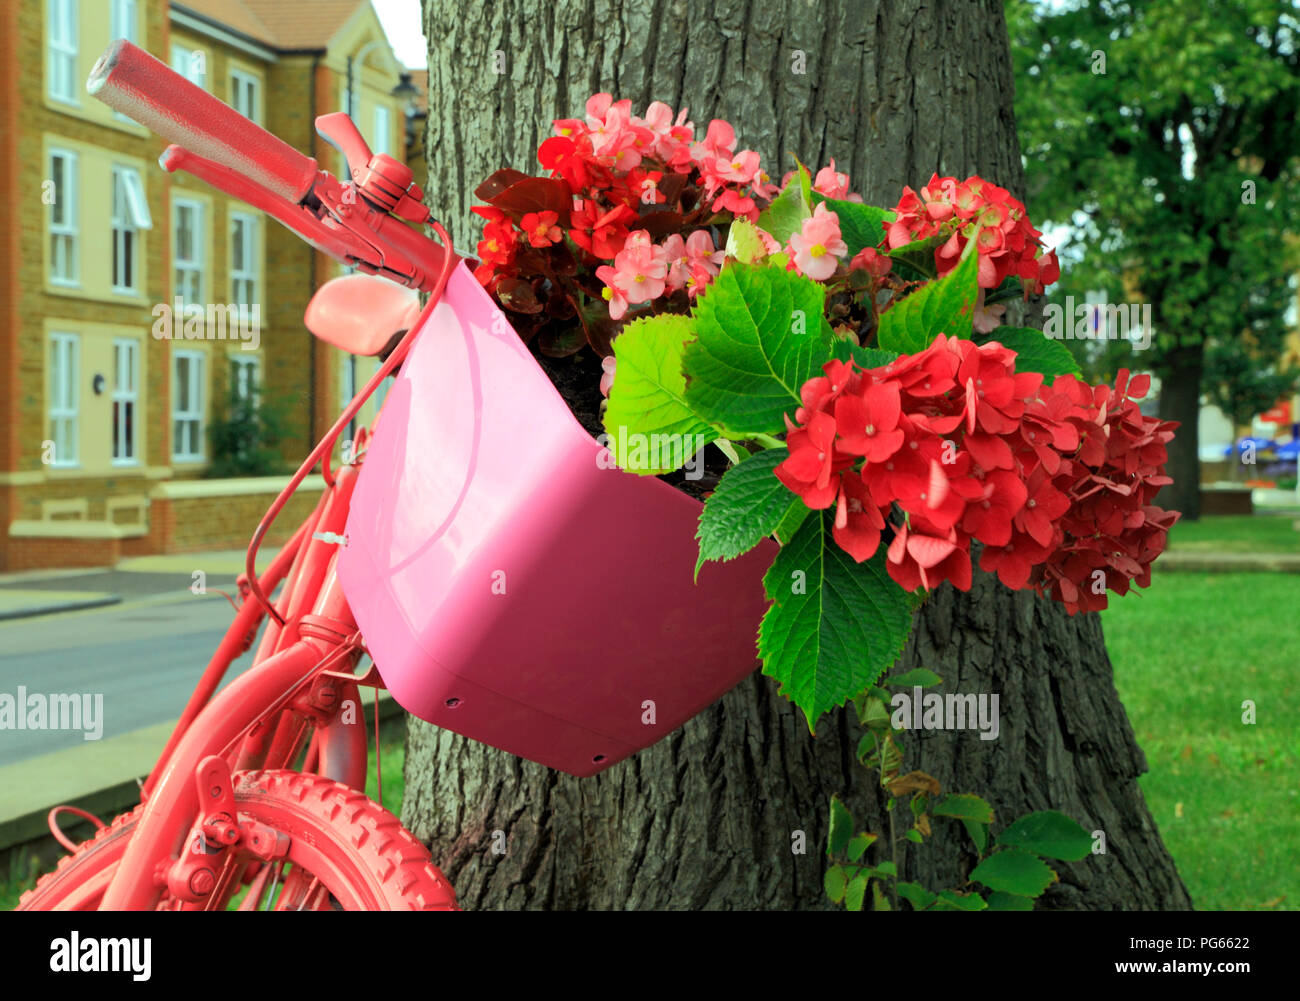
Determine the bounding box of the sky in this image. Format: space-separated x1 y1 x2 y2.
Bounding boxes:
370 0 427 69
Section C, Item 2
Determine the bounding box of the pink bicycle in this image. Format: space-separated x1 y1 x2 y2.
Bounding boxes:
18 40 770 911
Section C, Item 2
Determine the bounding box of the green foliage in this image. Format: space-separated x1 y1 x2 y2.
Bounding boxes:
602 314 719 474
695 448 799 576
980 327 1082 379
823 683 1094 911
1009 0 1300 411
683 262 834 434
758 512 914 729
876 250 979 353
205 379 292 479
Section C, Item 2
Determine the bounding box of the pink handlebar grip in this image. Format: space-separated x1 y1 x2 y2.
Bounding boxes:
88 39 318 205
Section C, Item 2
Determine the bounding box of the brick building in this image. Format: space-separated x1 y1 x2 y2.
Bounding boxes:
0 0 422 569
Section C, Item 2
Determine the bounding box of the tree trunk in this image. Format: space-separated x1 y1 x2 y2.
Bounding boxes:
407 0 1193 910
1158 346 1204 521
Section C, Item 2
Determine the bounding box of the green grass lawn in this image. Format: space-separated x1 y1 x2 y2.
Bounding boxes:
1102 571 1300 910
1168 512 1300 553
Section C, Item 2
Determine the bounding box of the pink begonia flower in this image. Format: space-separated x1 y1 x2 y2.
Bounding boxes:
753 226 783 256
685 229 725 274
711 188 758 222
600 355 617 398
972 288 1007 334
596 230 669 318
661 234 689 291
596 265 630 319
692 119 735 164
685 260 716 299
636 102 694 161
787 202 848 281
751 168 780 201
713 150 761 186
813 159 852 200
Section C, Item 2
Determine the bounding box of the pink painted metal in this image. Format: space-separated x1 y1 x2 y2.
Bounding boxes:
305 274 420 356
339 262 776 777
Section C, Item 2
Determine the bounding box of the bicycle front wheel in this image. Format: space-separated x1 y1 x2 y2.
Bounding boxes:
17 771 457 911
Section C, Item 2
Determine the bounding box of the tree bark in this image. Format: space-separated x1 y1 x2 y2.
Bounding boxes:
408 0 1193 910
1158 345 1204 521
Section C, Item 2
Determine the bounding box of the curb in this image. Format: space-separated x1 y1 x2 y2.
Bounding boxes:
0 595 121 622
1158 552 1300 573
0 690 405 858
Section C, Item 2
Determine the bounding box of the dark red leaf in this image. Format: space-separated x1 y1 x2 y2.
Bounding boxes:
474 168 529 202
497 278 544 314
637 210 685 240
492 177 571 220
538 323 590 357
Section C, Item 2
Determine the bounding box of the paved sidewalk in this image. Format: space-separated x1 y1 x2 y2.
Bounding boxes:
0 550 247 620
1157 550 1300 573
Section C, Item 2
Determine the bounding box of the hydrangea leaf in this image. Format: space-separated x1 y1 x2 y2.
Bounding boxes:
979 326 1082 379
684 262 834 434
695 447 801 577
758 510 914 730
602 314 718 475
877 249 979 353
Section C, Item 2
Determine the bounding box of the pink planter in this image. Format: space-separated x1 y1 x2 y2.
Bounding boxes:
339 262 775 776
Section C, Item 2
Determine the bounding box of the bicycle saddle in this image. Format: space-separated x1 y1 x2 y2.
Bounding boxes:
305 273 420 356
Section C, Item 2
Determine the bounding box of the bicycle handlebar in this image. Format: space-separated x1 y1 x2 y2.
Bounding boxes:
88 39 318 205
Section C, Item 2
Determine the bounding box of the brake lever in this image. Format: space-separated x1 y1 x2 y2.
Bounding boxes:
159 143 451 292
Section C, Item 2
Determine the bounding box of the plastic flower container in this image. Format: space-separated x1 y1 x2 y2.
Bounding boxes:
339 262 774 776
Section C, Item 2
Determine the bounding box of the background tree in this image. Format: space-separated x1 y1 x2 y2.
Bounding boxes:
1008 0 1300 519
405 0 1191 910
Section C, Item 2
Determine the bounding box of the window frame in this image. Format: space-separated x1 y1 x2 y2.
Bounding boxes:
230 212 259 314
172 350 205 463
173 196 204 305
47 0 79 105
170 43 206 88
111 166 151 294
230 68 261 125
48 332 80 468
373 103 392 156
111 338 140 466
109 0 137 121
48 148 79 286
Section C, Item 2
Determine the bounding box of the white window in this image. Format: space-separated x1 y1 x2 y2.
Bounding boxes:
230 212 258 311
48 149 79 285
111 166 151 292
230 69 260 124
373 104 392 156
170 44 206 88
48 0 78 104
231 355 259 404
48 333 79 467
173 198 203 304
110 0 137 122
173 351 204 461
112 339 139 464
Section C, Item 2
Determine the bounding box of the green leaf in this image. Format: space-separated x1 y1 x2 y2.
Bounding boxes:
886 231 947 280
986 891 1036 911
758 511 915 729
969 848 1058 897
827 795 854 857
684 262 834 435
846 832 877 862
934 889 987 911
773 500 809 544
897 881 936 910
824 864 848 904
905 828 923 844
845 871 870 911
885 668 943 688
980 326 1082 379
724 218 772 264
811 194 893 258
602 314 718 474
757 171 811 245
695 448 800 577
995 810 1093 861
874 859 897 877
963 819 989 855
831 338 899 369
877 250 979 354
872 881 892 911
932 793 994 825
